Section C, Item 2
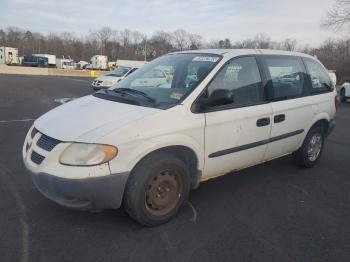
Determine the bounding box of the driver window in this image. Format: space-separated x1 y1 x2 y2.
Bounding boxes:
207 57 263 107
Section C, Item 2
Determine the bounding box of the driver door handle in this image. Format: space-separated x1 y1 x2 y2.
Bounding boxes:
274 114 286 123
256 117 270 127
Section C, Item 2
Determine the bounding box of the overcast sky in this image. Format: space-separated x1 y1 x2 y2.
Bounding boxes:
0 0 344 46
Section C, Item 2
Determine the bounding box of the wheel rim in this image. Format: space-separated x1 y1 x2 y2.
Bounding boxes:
145 170 182 217
307 133 323 162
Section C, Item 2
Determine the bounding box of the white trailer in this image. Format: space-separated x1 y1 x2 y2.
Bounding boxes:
116 59 146 68
90 55 108 70
0 47 20 65
33 54 56 67
328 70 337 87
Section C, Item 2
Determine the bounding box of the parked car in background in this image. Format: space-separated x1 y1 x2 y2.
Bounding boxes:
75 61 89 70
56 58 75 69
340 82 350 103
130 68 169 88
92 66 138 90
23 49 337 226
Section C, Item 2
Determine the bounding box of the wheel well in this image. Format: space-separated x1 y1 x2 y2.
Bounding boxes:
310 119 329 135
137 146 200 189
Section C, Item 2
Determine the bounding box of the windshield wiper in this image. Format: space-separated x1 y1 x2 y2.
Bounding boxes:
114 88 156 103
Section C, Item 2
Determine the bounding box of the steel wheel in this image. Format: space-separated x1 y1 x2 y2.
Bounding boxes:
307 133 323 162
145 170 183 217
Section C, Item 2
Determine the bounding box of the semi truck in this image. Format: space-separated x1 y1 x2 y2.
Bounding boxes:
23 55 49 67
33 54 56 67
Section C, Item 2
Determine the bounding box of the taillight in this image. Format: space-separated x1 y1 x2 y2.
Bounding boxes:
335 95 340 111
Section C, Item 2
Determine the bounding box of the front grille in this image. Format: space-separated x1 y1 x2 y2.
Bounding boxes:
37 134 61 151
31 151 45 165
31 127 39 138
93 80 103 87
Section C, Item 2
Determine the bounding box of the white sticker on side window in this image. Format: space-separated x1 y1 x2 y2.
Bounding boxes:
192 56 219 63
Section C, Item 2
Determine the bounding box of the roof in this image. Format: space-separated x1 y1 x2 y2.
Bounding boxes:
173 49 315 59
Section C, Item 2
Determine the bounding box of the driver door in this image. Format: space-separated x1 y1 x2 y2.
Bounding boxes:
203 56 273 179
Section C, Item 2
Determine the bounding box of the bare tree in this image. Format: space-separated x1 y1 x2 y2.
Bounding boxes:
120 29 131 48
148 30 174 58
323 0 350 30
188 33 203 49
0 29 5 46
280 38 298 51
94 27 112 55
173 29 189 51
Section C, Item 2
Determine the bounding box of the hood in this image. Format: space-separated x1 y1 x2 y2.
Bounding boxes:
96 75 122 82
34 95 161 142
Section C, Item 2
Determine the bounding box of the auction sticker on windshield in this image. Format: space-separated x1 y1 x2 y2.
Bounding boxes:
170 92 183 100
192 56 220 62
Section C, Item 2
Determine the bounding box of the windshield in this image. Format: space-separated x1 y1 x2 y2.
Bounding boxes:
102 53 221 109
107 66 131 77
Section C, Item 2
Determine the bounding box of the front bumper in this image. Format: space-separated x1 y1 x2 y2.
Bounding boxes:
92 85 102 90
30 171 129 211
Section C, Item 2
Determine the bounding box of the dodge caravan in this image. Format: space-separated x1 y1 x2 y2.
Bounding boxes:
23 49 337 226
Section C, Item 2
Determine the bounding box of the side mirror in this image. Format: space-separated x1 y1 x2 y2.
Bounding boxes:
201 89 234 108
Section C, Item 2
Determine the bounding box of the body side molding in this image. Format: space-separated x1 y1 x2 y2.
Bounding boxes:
208 129 304 158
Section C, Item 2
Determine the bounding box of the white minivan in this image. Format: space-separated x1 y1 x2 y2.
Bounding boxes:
23 49 337 226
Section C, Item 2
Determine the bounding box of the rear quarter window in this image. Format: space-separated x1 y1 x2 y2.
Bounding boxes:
303 58 333 93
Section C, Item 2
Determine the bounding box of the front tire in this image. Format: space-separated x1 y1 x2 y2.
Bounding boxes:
293 126 325 168
123 153 191 226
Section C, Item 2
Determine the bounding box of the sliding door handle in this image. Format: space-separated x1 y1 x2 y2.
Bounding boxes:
256 117 270 127
274 114 286 123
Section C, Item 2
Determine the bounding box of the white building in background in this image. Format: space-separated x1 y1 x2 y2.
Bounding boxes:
0 47 20 65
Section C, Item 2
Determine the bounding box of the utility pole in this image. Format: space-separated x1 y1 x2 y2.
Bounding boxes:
144 38 147 62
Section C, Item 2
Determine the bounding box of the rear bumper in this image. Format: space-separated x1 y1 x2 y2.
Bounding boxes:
326 119 336 137
31 171 129 211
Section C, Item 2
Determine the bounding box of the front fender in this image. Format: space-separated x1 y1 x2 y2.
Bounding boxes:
108 134 204 174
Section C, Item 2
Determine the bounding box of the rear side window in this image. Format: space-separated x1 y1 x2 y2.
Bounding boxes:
264 56 306 100
303 58 333 93
206 56 263 107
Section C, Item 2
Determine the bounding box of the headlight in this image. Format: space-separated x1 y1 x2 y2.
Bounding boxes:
102 81 113 87
59 143 117 166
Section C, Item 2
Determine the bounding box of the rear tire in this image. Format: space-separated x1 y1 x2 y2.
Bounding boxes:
123 153 191 226
340 88 347 103
293 126 325 168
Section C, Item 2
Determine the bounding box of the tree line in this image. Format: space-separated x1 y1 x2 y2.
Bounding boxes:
0 26 350 83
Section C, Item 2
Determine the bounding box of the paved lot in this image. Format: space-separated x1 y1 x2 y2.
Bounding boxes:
0 74 349 262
